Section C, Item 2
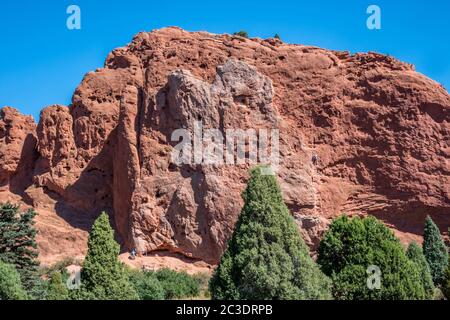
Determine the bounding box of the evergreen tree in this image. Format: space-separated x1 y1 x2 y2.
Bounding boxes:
0 203 39 292
442 228 450 300
423 216 448 285
46 271 69 300
406 242 435 299
442 256 450 300
0 261 27 300
77 212 138 300
209 167 332 300
317 215 426 300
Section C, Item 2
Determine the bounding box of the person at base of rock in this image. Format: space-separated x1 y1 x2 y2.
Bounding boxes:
129 248 137 260
312 153 318 165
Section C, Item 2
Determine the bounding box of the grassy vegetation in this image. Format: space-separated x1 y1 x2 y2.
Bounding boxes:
128 268 211 300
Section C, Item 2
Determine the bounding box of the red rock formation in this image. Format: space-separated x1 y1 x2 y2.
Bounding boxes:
0 27 449 264
0 107 37 194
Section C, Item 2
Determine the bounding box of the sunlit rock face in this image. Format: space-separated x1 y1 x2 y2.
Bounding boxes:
1 27 449 264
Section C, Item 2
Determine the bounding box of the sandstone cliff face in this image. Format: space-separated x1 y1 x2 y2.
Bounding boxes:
0 107 37 194
1 27 449 264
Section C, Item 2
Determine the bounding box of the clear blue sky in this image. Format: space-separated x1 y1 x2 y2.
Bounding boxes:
1 0 449 120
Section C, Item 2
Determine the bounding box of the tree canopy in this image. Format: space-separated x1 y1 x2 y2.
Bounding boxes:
77 212 138 300
317 215 426 300
210 167 332 300
0 203 39 292
0 260 27 300
423 216 448 285
406 242 435 299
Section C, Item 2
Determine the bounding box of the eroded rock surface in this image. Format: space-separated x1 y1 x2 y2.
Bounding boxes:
1 27 449 264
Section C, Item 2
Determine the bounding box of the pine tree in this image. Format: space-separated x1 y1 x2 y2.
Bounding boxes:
78 212 138 300
406 242 435 299
317 216 426 300
0 260 27 300
0 203 39 292
442 256 450 300
423 216 448 285
209 167 332 300
46 271 69 300
442 227 450 300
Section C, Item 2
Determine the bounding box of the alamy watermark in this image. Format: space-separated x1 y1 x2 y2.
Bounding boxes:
66 5 81 30
171 121 280 175
367 265 382 290
367 5 381 30
66 269 81 290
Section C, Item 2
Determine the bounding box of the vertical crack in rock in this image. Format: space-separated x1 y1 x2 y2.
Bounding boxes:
114 85 141 245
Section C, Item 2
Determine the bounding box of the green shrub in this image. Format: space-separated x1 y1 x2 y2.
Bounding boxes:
40 257 79 277
28 277 49 300
129 268 201 300
0 261 27 300
155 268 200 299
129 270 165 300
209 167 332 300
233 31 248 38
330 264 367 300
406 242 435 299
193 272 211 297
274 34 281 40
46 271 69 300
76 212 138 300
423 216 448 285
317 215 426 300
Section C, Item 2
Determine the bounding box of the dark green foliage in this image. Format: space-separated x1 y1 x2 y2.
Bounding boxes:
233 30 249 38
423 216 448 285
210 167 332 300
274 34 281 40
155 268 200 299
406 242 435 299
129 268 201 300
317 215 426 300
46 272 69 300
0 203 39 292
29 277 50 300
128 269 165 300
0 261 27 300
330 264 367 300
77 212 138 300
442 256 450 299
